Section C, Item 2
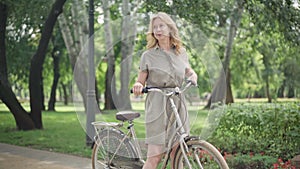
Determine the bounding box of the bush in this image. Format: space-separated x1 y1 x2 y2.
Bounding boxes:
226 154 277 169
208 102 300 161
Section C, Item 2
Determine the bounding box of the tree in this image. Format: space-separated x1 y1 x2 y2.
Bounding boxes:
204 0 244 108
58 0 100 113
237 0 300 101
48 30 63 111
0 0 66 130
58 0 100 145
0 2 35 130
143 0 300 104
116 0 140 110
279 45 300 98
100 0 142 110
143 0 241 107
258 40 277 103
29 0 67 129
102 0 117 110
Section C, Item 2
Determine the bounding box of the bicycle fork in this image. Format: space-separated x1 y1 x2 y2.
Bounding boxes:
161 97 193 169
128 122 145 163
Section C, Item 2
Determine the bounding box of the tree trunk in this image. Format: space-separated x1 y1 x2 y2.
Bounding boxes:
103 0 116 110
204 70 227 109
0 3 7 79
287 86 295 98
205 0 244 108
0 2 35 130
29 0 66 129
57 13 78 68
265 76 272 103
261 47 273 103
48 40 60 111
0 84 35 130
118 0 137 110
60 82 68 105
58 13 88 108
277 83 285 98
57 0 92 111
226 69 234 104
41 76 46 110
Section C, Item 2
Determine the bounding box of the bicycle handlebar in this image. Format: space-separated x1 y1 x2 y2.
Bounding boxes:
130 87 150 94
130 81 197 96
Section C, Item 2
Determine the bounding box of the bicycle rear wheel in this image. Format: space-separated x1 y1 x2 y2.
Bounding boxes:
92 128 139 169
173 138 229 169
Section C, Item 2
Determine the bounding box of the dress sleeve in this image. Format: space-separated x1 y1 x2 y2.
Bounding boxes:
181 47 190 68
139 51 148 72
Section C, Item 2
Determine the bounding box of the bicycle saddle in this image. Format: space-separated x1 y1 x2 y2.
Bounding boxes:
116 111 141 121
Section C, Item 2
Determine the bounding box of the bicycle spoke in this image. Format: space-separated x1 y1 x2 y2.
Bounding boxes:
92 129 138 169
174 139 229 169
193 148 204 169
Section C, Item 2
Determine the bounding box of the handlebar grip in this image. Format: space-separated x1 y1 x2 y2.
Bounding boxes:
130 87 149 93
186 80 196 85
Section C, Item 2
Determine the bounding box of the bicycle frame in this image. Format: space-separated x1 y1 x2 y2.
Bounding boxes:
145 82 195 169
127 120 145 163
93 82 197 169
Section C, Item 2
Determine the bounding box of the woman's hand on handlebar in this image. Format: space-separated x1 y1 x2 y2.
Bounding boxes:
187 74 197 86
132 82 144 95
186 68 198 85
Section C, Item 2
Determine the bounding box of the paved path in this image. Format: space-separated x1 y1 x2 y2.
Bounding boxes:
0 143 92 169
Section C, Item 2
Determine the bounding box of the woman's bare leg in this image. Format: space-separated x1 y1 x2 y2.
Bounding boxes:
143 144 163 169
170 143 183 169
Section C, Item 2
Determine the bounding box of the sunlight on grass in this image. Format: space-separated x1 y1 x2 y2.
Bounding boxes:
0 103 9 111
95 101 210 138
1 99 297 154
1 99 298 168
0 101 220 158
0 103 92 157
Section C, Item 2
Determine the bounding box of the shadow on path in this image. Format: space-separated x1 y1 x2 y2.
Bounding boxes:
0 143 92 169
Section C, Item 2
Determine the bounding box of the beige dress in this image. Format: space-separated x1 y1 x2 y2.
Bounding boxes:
139 46 190 146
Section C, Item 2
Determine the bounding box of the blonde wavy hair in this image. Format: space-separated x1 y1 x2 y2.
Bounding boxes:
146 12 183 55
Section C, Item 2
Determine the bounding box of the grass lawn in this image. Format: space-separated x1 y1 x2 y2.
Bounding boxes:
0 101 210 158
0 102 92 157
1 98 298 159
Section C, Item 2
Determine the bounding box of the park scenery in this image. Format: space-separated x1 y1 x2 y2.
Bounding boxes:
0 0 299 169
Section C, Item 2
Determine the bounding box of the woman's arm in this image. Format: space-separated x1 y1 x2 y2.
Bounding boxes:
132 70 148 95
185 67 198 85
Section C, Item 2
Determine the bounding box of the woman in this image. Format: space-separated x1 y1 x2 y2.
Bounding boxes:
132 12 197 169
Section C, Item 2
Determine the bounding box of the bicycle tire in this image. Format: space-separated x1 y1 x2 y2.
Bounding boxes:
92 128 139 169
173 138 229 169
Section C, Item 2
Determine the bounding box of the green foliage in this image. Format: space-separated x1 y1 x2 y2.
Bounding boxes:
227 154 277 169
231 2 300 99
3 0 57 98
0 101 210 158
2 0 299 102
1 101 299 168
279 46 300 97
209 102 300 161
143 0 300 99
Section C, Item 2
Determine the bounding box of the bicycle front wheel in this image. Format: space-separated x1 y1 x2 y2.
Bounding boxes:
92 128 139 169
173 138 229 169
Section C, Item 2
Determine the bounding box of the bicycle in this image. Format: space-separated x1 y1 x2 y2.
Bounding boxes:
91 82 229 169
